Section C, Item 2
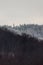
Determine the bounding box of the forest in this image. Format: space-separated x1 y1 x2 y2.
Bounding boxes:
0 25 43 65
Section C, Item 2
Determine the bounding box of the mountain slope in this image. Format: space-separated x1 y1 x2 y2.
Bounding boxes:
2 24 43 40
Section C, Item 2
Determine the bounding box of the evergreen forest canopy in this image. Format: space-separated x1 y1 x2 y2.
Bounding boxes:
0 25 43 65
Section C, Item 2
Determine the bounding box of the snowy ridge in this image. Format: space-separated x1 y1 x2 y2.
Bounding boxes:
1 24 43 40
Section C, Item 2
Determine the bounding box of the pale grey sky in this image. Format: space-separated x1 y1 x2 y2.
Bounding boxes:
0 0 43 26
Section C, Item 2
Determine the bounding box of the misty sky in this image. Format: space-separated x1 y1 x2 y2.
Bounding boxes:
0 0 43 26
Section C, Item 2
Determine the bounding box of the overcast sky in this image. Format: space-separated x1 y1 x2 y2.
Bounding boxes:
0 0 43 26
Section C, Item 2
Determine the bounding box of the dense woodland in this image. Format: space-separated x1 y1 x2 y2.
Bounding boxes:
0 26 43 65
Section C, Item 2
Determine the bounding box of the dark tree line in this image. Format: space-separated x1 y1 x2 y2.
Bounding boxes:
0 27 43 65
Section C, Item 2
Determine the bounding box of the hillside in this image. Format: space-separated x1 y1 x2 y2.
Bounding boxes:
2 24 43 40
0 25 43 65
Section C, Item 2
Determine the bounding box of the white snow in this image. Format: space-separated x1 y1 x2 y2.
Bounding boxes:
1 25 43 40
